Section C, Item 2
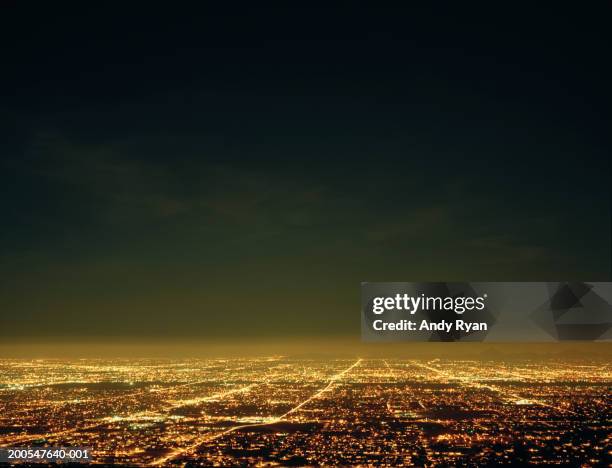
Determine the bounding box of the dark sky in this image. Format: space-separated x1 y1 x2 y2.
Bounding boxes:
1 4 610 339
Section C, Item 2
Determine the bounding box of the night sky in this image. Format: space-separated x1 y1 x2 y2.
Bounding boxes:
1 4 610 339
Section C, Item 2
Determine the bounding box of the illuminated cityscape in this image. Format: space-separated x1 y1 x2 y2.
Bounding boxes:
0 357 610 466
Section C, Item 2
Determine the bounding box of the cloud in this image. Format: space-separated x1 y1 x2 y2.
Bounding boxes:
11 132 335 234
20 132 191 220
